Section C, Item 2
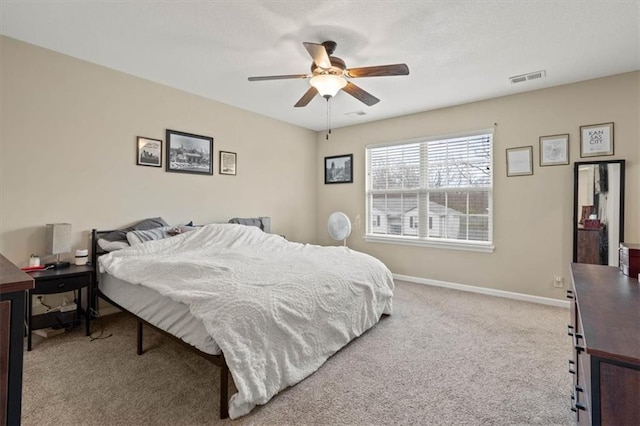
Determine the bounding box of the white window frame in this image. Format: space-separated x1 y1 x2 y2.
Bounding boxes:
365 129 495 253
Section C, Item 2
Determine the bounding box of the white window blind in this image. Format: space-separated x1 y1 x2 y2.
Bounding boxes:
366 131 493 250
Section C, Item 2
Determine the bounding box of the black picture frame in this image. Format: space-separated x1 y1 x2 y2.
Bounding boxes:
325 154 353 184
219 151 237 176
166 129 213 175
136 136 162 167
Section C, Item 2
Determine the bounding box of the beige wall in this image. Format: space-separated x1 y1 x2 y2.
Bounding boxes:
0 36 318 265
2 36 638 302
317 72 639 299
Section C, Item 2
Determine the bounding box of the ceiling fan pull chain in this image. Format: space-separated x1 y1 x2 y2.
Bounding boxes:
326 97 332 140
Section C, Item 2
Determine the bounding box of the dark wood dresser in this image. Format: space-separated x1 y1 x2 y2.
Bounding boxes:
619 242 640 278
568 263 640 425
0 254 35 426
577 228 604 264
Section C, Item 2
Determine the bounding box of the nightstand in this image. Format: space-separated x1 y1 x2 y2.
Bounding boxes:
27 265 93 350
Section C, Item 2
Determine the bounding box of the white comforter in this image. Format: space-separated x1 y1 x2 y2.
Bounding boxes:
99 224 394 418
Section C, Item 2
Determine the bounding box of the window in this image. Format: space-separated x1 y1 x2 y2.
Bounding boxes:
365 130 493 252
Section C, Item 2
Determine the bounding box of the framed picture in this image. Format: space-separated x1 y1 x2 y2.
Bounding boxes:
580 122 614 158
166 129 213 175
506 146 533 177
325 154 353 184
219 151 237 175
539 134 569 166
136 136 162 167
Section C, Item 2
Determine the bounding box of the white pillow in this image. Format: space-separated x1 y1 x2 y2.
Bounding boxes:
97 239 130 252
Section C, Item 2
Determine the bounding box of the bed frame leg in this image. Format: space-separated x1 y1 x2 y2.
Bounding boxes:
219 359 229 419
137 320 143 355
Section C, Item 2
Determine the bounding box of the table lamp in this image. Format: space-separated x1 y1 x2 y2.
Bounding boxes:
45 223 71 269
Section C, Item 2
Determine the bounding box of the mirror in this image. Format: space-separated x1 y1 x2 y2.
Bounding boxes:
573 160 625 266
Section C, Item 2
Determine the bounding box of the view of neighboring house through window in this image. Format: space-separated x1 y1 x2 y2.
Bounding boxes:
365 130 493 249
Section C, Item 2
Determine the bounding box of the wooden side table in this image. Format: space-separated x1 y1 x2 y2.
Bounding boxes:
0 254 34 426
27 265 93 351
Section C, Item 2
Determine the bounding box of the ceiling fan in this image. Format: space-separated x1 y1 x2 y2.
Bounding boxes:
248 41 409 107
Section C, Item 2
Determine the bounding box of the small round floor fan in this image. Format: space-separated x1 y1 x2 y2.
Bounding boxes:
327 212 352 246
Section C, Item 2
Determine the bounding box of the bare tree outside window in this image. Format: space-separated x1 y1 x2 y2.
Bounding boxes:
367 134 492 244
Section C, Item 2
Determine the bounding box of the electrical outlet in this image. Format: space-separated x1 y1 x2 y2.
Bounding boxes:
553 276 564 288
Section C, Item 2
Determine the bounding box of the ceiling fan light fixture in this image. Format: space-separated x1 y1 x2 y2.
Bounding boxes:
310 74 347 98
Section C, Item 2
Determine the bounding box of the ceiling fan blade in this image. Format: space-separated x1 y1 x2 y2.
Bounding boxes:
248 74 309 82
343 82 380 106
346 63 410 78
303 42 332 69
294 87 318 107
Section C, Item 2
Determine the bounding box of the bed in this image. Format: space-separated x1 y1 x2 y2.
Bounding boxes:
91 221 394 419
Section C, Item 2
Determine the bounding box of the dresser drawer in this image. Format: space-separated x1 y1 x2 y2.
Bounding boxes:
32 274 90 295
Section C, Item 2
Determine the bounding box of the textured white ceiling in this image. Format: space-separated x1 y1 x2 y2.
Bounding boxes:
1 1 639 131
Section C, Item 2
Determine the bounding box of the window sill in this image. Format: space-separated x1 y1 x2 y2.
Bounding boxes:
364 235 495 253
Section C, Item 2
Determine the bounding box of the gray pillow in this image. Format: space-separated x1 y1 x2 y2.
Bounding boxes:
97 217 169 251
127 225 196 246
228 217 264 230
100 217 168 243
127 226 173 245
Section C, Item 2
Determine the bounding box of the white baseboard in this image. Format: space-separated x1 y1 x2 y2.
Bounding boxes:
393 273 570 308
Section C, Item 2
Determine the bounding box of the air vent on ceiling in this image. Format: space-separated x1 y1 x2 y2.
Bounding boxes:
509 70 546 84
345 111 366 117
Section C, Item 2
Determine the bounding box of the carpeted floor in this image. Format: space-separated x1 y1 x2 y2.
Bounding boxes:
22 281 572 425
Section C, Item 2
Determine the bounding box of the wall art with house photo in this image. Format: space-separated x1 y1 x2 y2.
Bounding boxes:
325 154 353 184
166 129 213 175
136 136 162 167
